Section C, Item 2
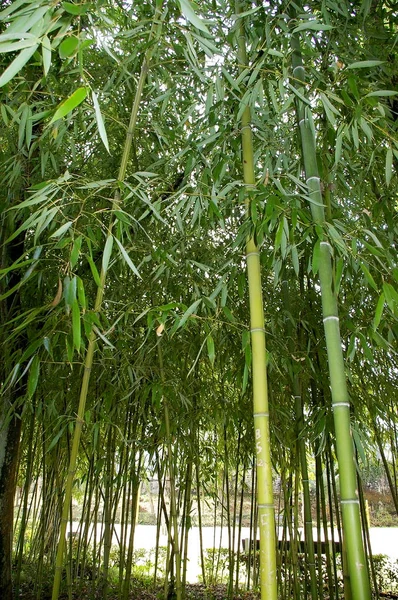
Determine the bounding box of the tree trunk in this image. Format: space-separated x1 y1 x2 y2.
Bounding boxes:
0 407 22 600
0 209 27 600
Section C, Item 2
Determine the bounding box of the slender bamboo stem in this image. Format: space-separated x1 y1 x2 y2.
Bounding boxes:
235 4 277 599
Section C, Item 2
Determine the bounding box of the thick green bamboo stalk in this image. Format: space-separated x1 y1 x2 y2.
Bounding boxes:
290 29 371 600
51 9 163 600
235 5 277 600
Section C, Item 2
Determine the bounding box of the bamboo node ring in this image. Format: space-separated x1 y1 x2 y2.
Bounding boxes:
323 315 339 323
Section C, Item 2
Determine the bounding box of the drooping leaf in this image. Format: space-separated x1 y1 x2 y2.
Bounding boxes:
72 299 81 352
0 44 38 87
92 90 110 153
206 334 215 366
114 237 141 278
365 90 398 97
385 147 393 187
293 22 334 32
373 293 385 330
50 87 87 124
27 355 40 398
176 299 202 331
346 60 384 69
50 221 73 238
102 235 114 274
41 35 51 76
86 254 101 286
360 263 378 291
179 0 210 34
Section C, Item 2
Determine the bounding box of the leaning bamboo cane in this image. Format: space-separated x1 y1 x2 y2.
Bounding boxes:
235 4 277 600
290 26 371 600
51 7 164 600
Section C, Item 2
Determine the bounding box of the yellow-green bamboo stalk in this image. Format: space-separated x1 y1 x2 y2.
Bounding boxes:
235 4 277 600
290 27 371 600
51 8 163 600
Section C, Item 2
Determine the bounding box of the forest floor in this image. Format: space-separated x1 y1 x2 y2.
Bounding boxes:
17 582 398 600
17 580 261 600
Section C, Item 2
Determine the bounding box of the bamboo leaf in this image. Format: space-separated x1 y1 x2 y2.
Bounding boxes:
70 235 82 269
102 235 113 274
92 90 110 153
176 299 202 331
373 293 385 330
59 36 79 59
50 87 87 124
86 254 101 286
0 44 38 87
242 363 249 394
114 236 141 278
346 60 384 69
72 299 81 352
359 117 373 141
383 282 398 313
50 221 73 238
365 90 398 97
320 92 340 126
77 276 86 310
50 279 63 307
291 245 299 276
360 263 378 291
287 82 311 105
385 147 393 187
232 6 261 19
27 355 40 398
42 35 51 76
179 0 210 34
0 38 39 52
293 22 334 32
65 275 77 308
47 426 66 453
62 1 90 15
93 326 116 349
222 306 235 322
207 335 215 366
335 130 343 165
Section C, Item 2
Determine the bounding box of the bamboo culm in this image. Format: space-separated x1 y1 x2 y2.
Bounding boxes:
290 28 371 600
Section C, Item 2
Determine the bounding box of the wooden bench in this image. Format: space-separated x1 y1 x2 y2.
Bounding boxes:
242 538 342 554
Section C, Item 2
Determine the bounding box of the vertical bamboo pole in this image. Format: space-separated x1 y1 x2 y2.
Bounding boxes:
290 25 371 600
235 4 277 600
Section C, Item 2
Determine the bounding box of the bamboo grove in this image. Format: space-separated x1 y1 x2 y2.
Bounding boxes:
0 1 397 600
